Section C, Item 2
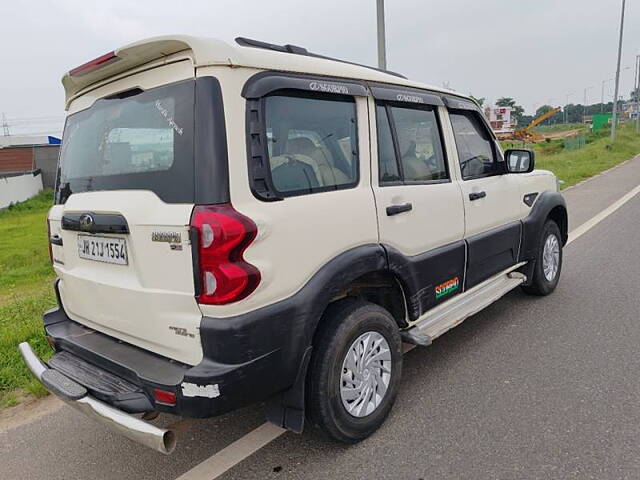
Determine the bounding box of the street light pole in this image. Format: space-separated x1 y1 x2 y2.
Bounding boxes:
601 79 612 113
635 54 640 133
376 0 387 70
611 0 626 142
583 86 593 122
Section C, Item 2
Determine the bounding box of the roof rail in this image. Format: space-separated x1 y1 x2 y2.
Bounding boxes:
235 37 407 79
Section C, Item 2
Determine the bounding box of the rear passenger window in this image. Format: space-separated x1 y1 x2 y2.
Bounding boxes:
376 103 449 184
449 110 498 179
390 106 448 182
264 94 358 196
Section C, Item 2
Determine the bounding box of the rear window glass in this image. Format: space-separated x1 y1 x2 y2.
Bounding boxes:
56 81 195 204
264 93 358 197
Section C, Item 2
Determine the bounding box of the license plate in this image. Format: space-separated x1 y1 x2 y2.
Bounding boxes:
77 235 128 265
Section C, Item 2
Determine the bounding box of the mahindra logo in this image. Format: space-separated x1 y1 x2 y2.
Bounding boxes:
79 213 95 231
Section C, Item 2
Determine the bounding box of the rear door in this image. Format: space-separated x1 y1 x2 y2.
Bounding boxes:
446 107 523 289
369 89 466 319
48 62 211 365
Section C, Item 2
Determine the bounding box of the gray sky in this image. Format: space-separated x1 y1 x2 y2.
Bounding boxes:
2 0 640 136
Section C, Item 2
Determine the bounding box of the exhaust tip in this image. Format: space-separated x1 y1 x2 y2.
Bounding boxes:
163 430 177 455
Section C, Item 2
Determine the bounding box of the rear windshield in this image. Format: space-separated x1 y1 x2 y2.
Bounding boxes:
56 81 195 204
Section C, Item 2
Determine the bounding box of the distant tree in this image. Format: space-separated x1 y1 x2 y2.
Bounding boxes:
631 87 640 101
496 97 515 108
496 97 524 124
469 95 485 107
533 105 561 125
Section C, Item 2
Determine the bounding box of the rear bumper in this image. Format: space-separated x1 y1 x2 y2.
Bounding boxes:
18 342 176 454
41 303 286 419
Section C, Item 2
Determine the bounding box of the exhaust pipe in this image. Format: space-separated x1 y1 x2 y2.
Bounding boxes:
18 342 176 454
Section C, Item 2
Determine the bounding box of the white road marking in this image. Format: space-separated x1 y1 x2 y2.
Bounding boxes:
176 183 640 480
176 422 286 480
566 184 640 245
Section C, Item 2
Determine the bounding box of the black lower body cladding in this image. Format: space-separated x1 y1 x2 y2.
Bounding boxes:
44 245 389 419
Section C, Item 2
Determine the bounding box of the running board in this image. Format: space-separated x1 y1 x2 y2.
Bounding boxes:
402 263 527 346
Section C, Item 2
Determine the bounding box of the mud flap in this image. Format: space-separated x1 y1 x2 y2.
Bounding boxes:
266 346 312 433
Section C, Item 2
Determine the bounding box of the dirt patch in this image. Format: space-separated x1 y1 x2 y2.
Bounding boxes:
543 129 582 140
0 394 62 432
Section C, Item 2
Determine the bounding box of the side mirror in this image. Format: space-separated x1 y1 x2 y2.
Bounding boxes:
504 149 535 173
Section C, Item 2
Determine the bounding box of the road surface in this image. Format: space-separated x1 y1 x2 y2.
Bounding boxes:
1 156 639 480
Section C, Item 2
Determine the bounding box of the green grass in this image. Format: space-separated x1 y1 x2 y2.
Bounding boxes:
503 125 640 188
0 190 55 407
532 123 586 134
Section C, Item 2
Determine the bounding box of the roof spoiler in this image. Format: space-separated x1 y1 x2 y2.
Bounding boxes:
61 36 198 110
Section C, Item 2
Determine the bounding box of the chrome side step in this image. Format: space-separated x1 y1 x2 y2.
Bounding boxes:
403 263 527 345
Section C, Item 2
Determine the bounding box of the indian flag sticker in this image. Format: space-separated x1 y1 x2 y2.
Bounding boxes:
435 276 460 299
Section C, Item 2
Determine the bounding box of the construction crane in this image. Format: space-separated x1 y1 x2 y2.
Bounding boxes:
511 107 562 142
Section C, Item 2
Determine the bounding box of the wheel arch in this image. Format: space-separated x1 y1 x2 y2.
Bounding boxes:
519 191 568 262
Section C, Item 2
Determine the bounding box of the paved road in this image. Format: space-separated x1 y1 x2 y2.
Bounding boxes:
1 157 639 480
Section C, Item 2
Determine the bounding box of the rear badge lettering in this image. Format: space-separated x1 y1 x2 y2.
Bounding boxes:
152 231 182 243
435 276 460 299
181 382 220 399
169 326 196 338
152 231 183 250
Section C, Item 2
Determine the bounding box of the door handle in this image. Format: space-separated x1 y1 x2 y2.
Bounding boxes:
469 191 486 201
386 203 413 216
50 234 63 246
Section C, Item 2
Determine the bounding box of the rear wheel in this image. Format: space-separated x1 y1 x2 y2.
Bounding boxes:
522 219 563 296
306 299 402 443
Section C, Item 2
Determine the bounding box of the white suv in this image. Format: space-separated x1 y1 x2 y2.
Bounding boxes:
20 35 567 453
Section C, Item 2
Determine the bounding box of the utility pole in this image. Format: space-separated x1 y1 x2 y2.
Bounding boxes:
376 0 387 70
1 113 9 137
611 0 626 142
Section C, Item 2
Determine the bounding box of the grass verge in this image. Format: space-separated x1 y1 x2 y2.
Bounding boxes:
0 190 55 407
503 125 640 188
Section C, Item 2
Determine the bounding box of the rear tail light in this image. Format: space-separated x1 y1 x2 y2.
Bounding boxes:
46 219 53 264
69 51 119 77
190 204 260 305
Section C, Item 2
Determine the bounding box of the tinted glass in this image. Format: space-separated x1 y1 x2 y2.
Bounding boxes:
449 111 497 179
390 106 448 182
56 81 195 204
264 94 358 196
376 106 401 182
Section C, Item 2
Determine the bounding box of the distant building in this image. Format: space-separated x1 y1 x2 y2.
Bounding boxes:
0 135 60 189
485 106 516 135
621 101 639 121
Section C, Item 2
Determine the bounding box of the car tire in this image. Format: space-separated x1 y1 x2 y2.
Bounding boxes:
522 219 563 296
306 298 403 443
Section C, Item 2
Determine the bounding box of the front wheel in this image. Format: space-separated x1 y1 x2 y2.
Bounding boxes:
306 299 402 443
522 219 563 296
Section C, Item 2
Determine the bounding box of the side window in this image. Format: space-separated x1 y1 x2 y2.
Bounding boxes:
375 102 449 184
264 94 358 197
449 110 498 179
390 106 448 182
